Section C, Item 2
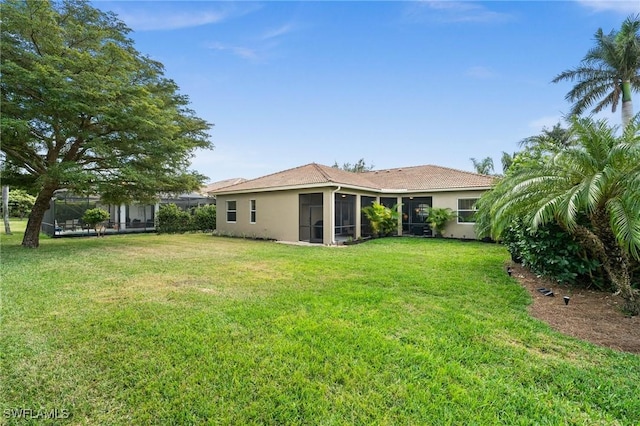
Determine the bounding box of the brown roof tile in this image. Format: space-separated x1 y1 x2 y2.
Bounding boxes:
202 178 247 194
211 163 495 194
363 164 495 190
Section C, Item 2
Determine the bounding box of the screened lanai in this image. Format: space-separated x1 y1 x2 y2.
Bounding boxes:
41 190 214 237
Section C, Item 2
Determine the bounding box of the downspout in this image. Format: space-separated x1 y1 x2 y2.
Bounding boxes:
330 186 341 245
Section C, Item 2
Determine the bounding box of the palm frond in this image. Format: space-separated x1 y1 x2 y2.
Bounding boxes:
607 196 640 261
485 116 640 258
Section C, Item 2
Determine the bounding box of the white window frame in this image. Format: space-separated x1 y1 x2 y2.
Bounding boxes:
457 198 479 224
226 200 237 223
249 199 256 224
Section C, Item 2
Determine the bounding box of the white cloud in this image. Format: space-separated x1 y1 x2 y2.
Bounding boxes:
575 0 640 14
261 23 296 40
110 3 262 32
405 1 514 24
116 10 226 31
206 42 260 61
206 21 299 62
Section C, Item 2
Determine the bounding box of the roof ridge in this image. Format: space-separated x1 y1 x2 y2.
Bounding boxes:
426 164 494 177
236 163 318 186
365 163 490 177
312 163 335 182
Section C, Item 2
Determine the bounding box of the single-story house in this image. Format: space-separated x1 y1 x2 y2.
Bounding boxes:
201 178 247 196
41 190 215 237
211 163 496 245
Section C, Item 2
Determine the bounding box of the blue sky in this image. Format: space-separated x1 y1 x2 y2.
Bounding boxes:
96 1 639 183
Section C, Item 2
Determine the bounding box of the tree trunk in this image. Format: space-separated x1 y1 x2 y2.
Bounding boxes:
621 100 633 128
575 210 640 315
621 81 633 128
21 185 57 248
2 185 11 235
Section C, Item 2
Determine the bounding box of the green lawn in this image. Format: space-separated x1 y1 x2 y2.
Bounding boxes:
1 226 639 425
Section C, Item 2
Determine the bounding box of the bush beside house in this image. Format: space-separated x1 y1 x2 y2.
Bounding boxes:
157 204 216 233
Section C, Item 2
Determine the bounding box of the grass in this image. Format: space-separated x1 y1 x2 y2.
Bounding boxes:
1 224 639 425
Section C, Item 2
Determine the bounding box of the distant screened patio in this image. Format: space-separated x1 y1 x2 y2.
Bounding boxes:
41 190 215 237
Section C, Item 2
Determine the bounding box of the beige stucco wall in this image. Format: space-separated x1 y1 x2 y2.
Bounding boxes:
216 190 301 241
432 190 485 239
364 189 485 240
216 187 487 243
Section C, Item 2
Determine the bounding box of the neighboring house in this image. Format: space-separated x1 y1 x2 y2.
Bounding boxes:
41 190 215 237
211 163 495 245
201 178 247 197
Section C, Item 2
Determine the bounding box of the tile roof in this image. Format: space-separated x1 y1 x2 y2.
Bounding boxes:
211 163 495 194
363 164 495 190
202 178 247 195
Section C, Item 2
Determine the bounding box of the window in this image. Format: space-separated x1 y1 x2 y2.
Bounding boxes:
226 200 237 222
250 199 256 223
458 198 479 223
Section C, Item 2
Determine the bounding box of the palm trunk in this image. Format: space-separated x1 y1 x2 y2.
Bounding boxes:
22 185 57 248
621 80 633 128
575 209 640 315
2 185 11 235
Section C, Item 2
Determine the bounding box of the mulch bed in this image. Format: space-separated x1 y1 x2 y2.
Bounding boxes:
509 263 640 354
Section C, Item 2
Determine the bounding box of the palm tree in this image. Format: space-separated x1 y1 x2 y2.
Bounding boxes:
500 151 516 174
552 15 640 127
519 123 573 151
470 156 494 175
482 117 640 315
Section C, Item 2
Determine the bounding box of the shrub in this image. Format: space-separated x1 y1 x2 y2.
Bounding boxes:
1 189 36 218
424 207 456 237
362 202 399 237
502 219 604 288
192 204 216 232
157 203 192 233
82 208 110 231
157 204 216 233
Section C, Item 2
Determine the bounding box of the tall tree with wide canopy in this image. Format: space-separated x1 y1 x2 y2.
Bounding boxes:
552 15 640 126
0 0 213 248
478 117 640 314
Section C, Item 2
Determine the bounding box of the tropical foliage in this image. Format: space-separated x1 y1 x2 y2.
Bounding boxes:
424 207 457 237
362 202 399 237
477 117 640 314
0 0 212 248
552 15 640 126
469 157 494 175
518 123 573 152
501 219 603 288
